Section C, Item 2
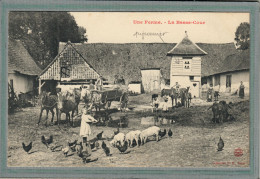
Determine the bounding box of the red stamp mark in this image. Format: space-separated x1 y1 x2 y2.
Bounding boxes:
234 148 243 157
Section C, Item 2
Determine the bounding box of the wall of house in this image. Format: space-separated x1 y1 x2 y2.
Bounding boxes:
128 83 141 94
218 70 249 95
8 73 35 95
141 70 161 93
171 56 201 76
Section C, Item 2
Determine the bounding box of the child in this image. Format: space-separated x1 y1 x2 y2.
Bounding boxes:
152 96 160 112
161 97 169 112
75 108 98 144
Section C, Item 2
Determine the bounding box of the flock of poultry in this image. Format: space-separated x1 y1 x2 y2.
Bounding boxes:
21 128 224 164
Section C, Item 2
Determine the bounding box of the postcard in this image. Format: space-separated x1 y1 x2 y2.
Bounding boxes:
1 1 259 179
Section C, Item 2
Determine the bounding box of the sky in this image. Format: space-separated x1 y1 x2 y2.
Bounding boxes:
70 12 249 44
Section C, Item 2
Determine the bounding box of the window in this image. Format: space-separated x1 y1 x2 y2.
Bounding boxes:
189 76 194 81
183 57 192 71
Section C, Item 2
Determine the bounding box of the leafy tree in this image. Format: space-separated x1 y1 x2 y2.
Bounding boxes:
8 12 87 67
234 22 250 50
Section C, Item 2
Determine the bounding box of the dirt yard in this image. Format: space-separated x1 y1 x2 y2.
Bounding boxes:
8 93 250 168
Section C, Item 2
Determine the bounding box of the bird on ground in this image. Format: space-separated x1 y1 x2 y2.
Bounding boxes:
22 142 32 154
75 142 83 155
101 141 107 149
116 141 128 154
101 141 111 156
217 137 224 151
159 129 167 138
62 144 70 157
89 142 96 150
96 131 104 140
69 140 78 152
114 128 120 136
168 129 173 138
41 135 53 148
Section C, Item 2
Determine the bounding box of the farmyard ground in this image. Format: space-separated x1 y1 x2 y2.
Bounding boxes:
7 94 250 167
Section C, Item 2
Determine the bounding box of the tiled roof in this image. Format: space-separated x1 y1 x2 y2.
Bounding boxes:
8 39 41 75
167 35 207 56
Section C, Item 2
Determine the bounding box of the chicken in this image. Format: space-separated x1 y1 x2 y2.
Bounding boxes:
101 141 107 149
168 129 173 137
96 131 104 140
89 142 96 150
22 142 32 153
116 141 128 154
68 139 77 151
62 145 70 157
101 141 111 156
103 146 111 156
41 135 53 148
217 137 224 151
159 129 167 138
114 127 120 136
75 142 83 155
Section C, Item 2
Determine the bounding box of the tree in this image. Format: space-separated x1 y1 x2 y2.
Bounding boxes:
234 22 250 50
8 12 87 67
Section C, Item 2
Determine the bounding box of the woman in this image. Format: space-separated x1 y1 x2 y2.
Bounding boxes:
78 108 98 143
239 81 245 98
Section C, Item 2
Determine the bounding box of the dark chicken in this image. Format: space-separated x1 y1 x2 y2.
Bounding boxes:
217 137 224 151
96 131 104 140
159 129 167 138
22 142 32 153
116 141 128 154
101 141 107 149
168 129 173 137
41 135 53 148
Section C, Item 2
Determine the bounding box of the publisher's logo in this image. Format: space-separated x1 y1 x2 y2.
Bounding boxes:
234 148 243 157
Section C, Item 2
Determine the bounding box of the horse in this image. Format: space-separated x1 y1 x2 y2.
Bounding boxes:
37 91 58 126
57 90 78 126
179 87 192 108
161 88 178 107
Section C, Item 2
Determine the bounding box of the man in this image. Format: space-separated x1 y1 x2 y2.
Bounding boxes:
95 76 103 90
173 82 181 93
239 81 245 98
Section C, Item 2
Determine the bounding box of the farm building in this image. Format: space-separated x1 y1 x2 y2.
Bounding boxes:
202 49 250 95
39 41 101 93
128 81 142 94
141 68 164 93
8 39 41 95
167 32 207 98
40 41 242 96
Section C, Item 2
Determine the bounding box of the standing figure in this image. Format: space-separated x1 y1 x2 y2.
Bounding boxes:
78 108 98 144
239 81 245 98
173 82 181 97
95 76 103 91
207 84 214 102
152 96 160 112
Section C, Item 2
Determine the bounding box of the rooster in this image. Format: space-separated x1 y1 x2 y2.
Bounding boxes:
41 135 53 148
96 131 104 140
22 142 32 154
116 141 128 154
217 137 224 151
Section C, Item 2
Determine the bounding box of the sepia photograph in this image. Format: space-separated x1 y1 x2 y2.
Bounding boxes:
6 11 252 169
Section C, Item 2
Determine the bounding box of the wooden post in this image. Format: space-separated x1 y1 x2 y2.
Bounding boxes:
39 78 41 95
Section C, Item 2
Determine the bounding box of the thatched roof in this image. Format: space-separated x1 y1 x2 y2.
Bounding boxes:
211 49 250 75
8 39 42 76
58 42 240 82
167 35 207 56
